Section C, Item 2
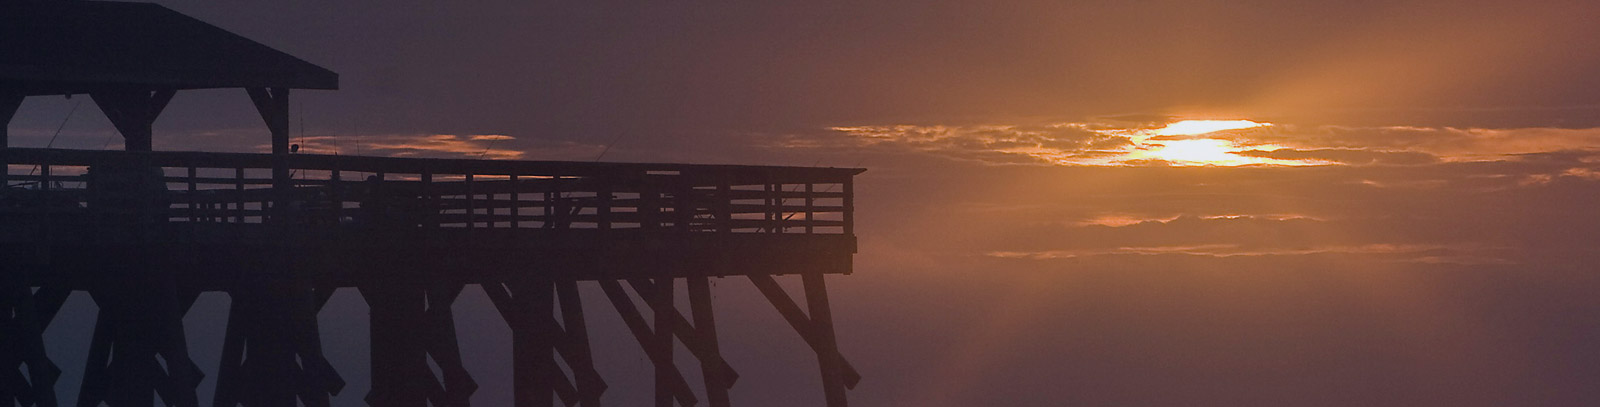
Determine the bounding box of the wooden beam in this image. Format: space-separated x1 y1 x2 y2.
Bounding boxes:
246 87 290 157
597 280 698 406
2 268 61 407
491 280 556 407
625 279 739 386
360 284 436 407
214 282 345 407
91 90 175 151
0 93 21 147
746 273 861 388
486 281 608 407
422 284 477 406
78 271 203 407
246 87 292 221
803 273 848 407
555 280 606 406
687 276 731 407
652 278 675 407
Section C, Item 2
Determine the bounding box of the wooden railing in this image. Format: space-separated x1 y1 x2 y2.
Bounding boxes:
0 148 861 235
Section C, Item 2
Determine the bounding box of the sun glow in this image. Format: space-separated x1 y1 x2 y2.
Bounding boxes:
1154 119 1270 136
1146 139 1248 165
1122 119 1296 166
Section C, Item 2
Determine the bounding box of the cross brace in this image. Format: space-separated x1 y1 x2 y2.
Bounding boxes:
748 273 856 407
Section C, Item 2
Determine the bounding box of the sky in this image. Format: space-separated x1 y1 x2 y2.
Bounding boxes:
10 0 1600 406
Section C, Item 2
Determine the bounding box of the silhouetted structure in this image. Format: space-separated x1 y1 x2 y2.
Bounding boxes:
1 2 861 407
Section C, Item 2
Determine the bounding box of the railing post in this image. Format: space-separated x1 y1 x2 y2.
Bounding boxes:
464 172 475 230
187 165 197 222
641 175 658 230
38 162 49 192
768 181 780 232
0 93 22 188
509 174 520 229
331 168 343 225
598 174 612 231
420 170 436 229
805 183 815 234
717 177 731 234
674 176 690 233
843 178 854 236
804 273 849 407
235 167 245 224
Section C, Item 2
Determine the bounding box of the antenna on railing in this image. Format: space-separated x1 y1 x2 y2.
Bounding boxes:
593 133 627 162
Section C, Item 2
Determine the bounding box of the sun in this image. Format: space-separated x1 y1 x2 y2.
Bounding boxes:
1121 119 1286 166
1154 119 1270 136
1147 139 1247 165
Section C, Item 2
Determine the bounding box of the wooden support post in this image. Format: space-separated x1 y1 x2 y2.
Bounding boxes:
360 283 476 407
555 281 605 406
1 93 22 187
362 284 432 407
2 265 62 407
213 282 344 407
186 165 197 222
597 280 698 406
485 280 608 407
842 178 854 237
624 280 738 386
246 87 291 223
716 178 731 234
687 277 731 407
332 168 344 223
514 279 556 407
234 167 246 223
652 278 675 407
91 90 175 152
598 179 612 231
803 273 848 407
77 264 203 407
422 170 438 229
804 183 815 234
0 93 20 148
746 274 861 388
508 175 520 228
465 172 476 229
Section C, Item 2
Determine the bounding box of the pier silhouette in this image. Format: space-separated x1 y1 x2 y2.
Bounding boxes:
1 2 861 406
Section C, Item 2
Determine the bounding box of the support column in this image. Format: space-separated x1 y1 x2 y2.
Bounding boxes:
508 279 555 407
1 93 23 187
802 274 847 407
77 260 203 407
598 280 697 407
91 90 175 152
360 283 476 407
686 277 730 407
213 283 344 407
625 278 738 406
651 278 675 407
1 264 64 407
749 273 859 407
485 280 608 407
246 87 291 222
554 281 605 407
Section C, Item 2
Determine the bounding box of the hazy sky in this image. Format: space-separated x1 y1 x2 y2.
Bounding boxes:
11 0 1600 406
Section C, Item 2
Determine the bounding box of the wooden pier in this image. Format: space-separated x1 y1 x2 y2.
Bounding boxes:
1 1 862 406
1 148 862 407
